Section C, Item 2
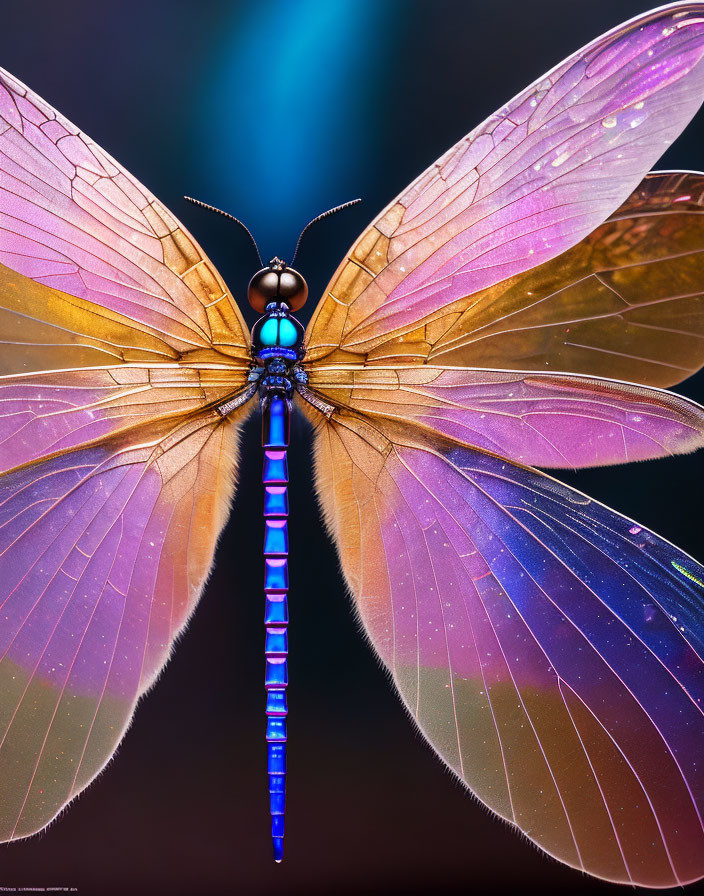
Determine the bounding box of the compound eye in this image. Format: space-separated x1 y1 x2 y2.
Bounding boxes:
248 269 280 312
278 269 308 311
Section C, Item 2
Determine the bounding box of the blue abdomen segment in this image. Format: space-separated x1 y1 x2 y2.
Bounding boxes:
262 393 290 863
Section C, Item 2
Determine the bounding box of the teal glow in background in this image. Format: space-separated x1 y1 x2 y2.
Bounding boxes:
198 0 397 261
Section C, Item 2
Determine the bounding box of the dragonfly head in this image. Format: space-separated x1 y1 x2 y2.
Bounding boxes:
248 259 308 313
249 259 307 364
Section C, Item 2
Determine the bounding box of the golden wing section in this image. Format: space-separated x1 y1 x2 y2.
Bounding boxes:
0 262 249 377
140 196 251 361
306 172 704 388
0 263 249 455
0 65 251 378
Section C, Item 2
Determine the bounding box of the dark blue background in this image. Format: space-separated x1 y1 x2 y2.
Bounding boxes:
1 1 703 894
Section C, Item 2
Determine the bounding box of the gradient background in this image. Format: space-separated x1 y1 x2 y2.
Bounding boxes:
1 1 704 894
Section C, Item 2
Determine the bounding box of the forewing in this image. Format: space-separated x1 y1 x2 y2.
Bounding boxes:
304 402 704 886
0 66 250 366
305 7 704 381
427 171 704 386
308 365 704 468
0 406 248 840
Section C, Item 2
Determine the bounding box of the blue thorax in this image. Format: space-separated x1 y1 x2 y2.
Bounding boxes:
252 302 305 364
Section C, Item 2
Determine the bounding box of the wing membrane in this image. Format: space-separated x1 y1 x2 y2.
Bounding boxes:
304 400 704 886
308 364 704 468
0 67 249 362
306 5 704 384
0 63 252 842
428 171 704 385
0 407 248 840
0 364 243 474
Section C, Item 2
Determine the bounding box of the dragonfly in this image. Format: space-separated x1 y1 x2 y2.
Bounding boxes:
1 0 704 886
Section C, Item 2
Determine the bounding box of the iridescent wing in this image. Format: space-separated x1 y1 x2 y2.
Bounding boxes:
0 408 247 840
0 66 251 838
421 171 704 385
307 365 704 468
305 7 704 386
0 67 250 368
301 3 704 886
302 402 704 887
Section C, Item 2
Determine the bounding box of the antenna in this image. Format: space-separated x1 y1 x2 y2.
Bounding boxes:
291 198 362 266
184 196 263 268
